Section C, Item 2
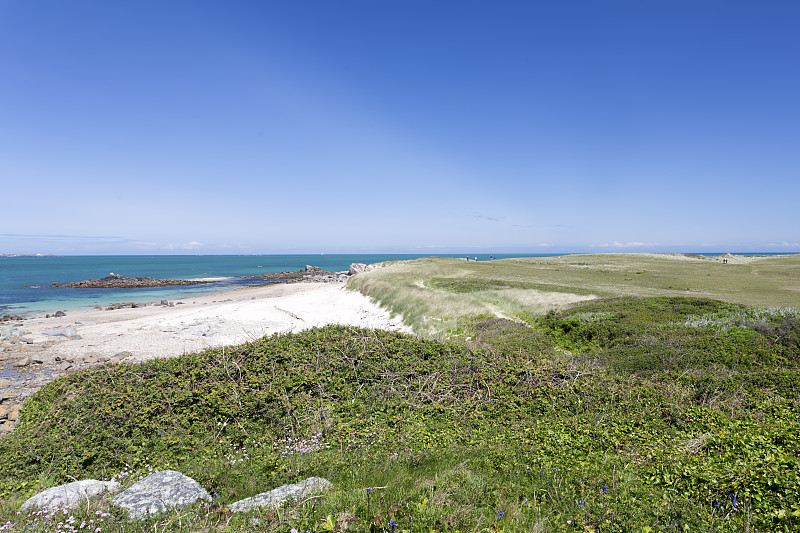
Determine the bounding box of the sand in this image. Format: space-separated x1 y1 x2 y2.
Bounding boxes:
9 282 410 365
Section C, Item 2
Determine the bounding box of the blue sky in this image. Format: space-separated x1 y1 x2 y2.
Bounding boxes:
1 1 798 255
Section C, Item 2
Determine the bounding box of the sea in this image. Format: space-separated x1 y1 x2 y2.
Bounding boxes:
0 253 553 317
0 253 788 317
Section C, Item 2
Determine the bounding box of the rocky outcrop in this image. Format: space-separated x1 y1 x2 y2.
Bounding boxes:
229 477 333 512
110 470 211 520
251 266 349 284
348 262 388 275
0 377 21 433
20 480 121 510
51 274 210 289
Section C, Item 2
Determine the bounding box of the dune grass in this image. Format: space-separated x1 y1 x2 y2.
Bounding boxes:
347 254 800 336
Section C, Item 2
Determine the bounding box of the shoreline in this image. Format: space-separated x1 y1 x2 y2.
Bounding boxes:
0 281 410 432
2 267 352 320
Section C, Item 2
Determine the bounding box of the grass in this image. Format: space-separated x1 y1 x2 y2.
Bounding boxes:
1 253 799 532
347 253 800 336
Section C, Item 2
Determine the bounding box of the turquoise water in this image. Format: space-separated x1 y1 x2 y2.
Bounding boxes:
0 254 552 316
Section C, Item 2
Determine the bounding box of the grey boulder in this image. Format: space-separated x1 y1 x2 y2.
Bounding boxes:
111 470 211 520
20 480 121 510
229 477 332 512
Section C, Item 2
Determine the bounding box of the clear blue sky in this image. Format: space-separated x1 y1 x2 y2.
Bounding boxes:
1 1 798 255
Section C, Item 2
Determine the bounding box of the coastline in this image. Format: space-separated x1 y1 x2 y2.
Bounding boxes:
0 280 410 432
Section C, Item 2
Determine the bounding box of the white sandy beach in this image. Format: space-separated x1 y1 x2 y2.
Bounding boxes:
11 282 411 365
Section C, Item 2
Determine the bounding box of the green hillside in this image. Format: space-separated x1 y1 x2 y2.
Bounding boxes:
2 294 799 531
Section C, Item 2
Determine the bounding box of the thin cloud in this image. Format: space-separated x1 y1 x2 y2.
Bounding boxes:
164 241 205 250
470 214 503 222
512 224 570 228
0 233 127 242
593 241 660 248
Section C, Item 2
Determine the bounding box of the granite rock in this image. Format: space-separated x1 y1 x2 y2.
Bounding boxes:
229 477 332 512
111 470 211 520
20 480 121 510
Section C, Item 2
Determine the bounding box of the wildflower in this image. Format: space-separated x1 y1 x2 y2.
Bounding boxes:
291 529 299 533
497 510 504 520
730 494 738 510
524 498 529 506
578 500 584 508
388 518 397 531
367 487 373 494
713 501 720 508
602 484 607 494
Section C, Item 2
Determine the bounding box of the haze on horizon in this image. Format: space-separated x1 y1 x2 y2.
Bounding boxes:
1 1 798 256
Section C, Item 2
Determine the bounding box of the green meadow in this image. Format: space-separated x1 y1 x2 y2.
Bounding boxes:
348 253 800 337
1 254 799 532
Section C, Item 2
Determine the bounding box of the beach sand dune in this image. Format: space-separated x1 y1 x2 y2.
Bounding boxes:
18 282 410 364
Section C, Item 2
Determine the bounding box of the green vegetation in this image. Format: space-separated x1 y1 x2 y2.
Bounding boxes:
347 254 800 336
2 254 799 532
2 294 800 531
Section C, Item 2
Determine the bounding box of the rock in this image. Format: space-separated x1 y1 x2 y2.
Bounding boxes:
1 327 20 338
349 263 367 275
0 405 9 419
54 311 67 317
112 351 133 362
20 480 121 510
44 328 74 337
52 275 210 289
8 406 19 421
58 362 73 371
0 378 11 390
15 358 31 367
111 470 211 520
229 477 333 512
